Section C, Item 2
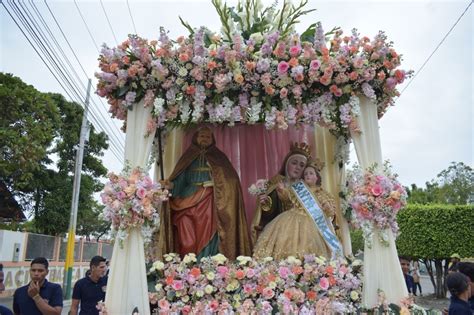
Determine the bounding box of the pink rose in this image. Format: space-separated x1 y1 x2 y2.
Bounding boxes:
262 287 275 299
158 298 170 310
310 59 321 70
171 280 183 290
319 277 329 290
278 266 290 279
246 268 255 278
217 266 229 277
371 184 383 196
209 300 219 312
182 305 192 314
136 187 147 199
289 45 301 57
279 87 288 99
277 61 289 74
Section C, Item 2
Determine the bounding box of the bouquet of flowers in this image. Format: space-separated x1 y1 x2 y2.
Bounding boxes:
248 179 269 196
148 253 363 314
347 162 407 247
100 166 169 246
95 0 411 140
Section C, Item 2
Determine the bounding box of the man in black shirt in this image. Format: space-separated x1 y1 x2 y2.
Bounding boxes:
70 256 108 315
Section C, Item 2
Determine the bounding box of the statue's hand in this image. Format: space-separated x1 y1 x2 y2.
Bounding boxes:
160 179 173 190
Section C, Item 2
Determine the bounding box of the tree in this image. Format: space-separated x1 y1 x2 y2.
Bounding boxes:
0 72 111 237
435 162 473 205
0 72 60 192
33 93 110 236
406 162 473 205
396 204 474 298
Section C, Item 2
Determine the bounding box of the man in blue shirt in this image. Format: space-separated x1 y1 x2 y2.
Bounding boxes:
70 256 108 315
399 257 416 294
12 257 63 315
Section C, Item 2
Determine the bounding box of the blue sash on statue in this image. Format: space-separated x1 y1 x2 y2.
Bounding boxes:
291 181 343 257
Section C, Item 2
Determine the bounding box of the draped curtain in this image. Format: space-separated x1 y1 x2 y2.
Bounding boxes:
105 101 155 315
314 126 352 256
350 96 407 307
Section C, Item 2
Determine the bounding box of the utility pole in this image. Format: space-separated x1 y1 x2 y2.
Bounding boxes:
63 79 92 299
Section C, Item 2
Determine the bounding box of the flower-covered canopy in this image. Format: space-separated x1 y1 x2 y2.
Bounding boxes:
96 0 410 140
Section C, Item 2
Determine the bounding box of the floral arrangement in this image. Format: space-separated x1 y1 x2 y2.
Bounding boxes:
359 290 428 315
147 253 363 314
96 0 411 139
346 162 407 248
100 166 168 246
248 179 269 196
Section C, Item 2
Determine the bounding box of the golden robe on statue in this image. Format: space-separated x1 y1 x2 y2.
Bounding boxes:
253 183 336 260
156 128 251 260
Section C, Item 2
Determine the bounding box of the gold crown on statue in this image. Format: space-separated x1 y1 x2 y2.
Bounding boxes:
306 158 325 172
290 142 312 159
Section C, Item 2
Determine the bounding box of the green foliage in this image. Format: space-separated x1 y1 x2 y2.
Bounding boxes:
0 73 60 190
350 228 364 255
406 162 473 205
0 72 110 236
396 204 474 259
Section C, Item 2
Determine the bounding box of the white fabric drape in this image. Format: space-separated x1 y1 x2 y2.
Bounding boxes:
105 100 156 315
350 96 408 307
314 125 352 256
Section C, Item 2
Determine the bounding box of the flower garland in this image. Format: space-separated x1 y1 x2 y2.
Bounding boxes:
95 0 412 139
100 166 168 246
346 162 407 248
147 253 363 314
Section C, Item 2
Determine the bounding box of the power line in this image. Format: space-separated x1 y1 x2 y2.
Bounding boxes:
73 0 100 53
126 0 137 34
42 1 125 148
399 0 472 96
3 1 124 164
99 0 119 45
18 1 124 160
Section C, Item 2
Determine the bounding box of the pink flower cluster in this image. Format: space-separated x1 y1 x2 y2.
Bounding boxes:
96 22 411 139
148 253 362 314
248 179 269 196
100 166 168 245
347 164 407 247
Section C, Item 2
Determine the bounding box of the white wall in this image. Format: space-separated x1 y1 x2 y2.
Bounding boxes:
0 230 26 261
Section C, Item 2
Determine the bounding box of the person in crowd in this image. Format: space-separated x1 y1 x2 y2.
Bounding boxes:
0 263 14 315
70 256 108 315
449 253 462 273
446 272 472 314
412 260 423 296
12 257 62 315
458 262 474 312
400 256 416 294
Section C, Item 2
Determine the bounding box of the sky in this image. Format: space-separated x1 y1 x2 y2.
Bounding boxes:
1 0 472 188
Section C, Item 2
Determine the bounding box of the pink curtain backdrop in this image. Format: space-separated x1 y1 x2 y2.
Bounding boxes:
182 124 316 225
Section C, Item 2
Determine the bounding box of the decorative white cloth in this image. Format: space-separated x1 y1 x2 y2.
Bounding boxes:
350 96 408 307
105 100 156 315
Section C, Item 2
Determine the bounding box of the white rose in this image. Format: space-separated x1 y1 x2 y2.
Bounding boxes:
204 284 214 295
206 272 215 281
196 290 204 297
182 295 190 303
155 283 163 291
183 253 197 264
263 256 273 262
249 32 264 44
236 255 252 265
350 291 359 301
211 253 228 264
152 261 165 270
352 259 363 267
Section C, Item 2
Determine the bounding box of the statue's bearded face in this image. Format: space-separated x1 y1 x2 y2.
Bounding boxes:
197 130 213 148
